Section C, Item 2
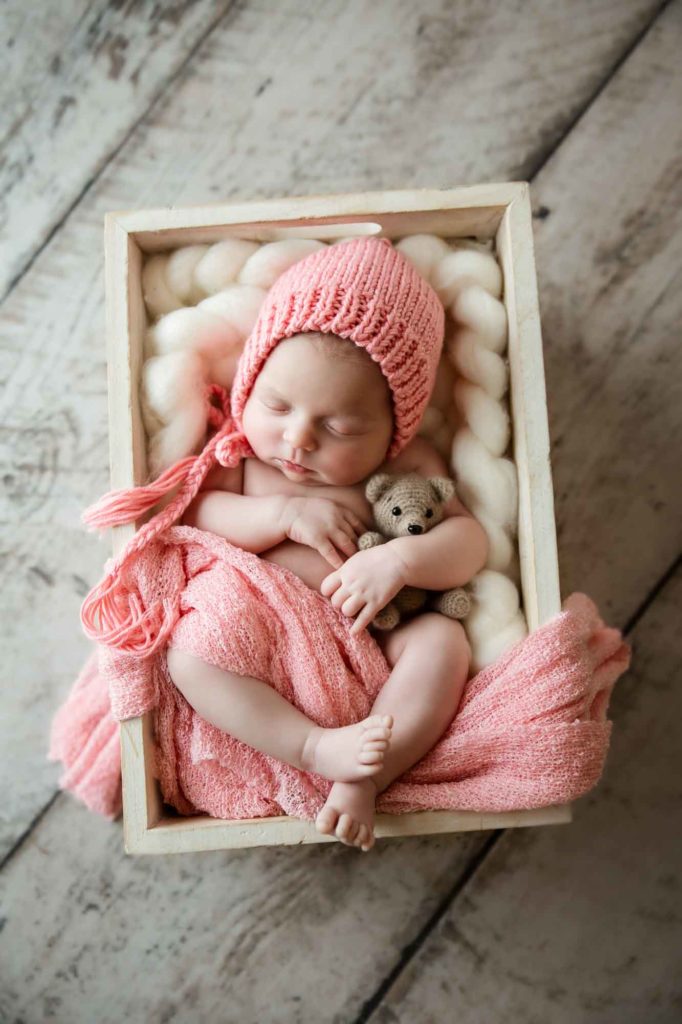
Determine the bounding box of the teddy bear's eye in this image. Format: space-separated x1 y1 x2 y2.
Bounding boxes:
391 506 402 516
425 509 434 518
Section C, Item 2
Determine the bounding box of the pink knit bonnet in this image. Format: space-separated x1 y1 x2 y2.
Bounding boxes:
81 237 444 648
226 236 444 462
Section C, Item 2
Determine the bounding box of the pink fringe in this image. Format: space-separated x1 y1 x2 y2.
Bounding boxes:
81 458 196 531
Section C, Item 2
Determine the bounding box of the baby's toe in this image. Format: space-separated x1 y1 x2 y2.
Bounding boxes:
359 750 384 765
356 824 374 852
316 805 339 835
335 813 355 841
363 726 392 743
363 714 393 733
346 820 360 844
364 738 389 752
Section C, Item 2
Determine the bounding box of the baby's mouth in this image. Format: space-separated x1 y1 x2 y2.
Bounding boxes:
277 458 310 474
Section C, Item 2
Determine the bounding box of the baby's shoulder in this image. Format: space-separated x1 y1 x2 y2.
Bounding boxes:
384 436 449 478
199 460 244 495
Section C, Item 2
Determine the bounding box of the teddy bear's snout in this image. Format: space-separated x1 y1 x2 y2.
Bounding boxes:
407 523 423 535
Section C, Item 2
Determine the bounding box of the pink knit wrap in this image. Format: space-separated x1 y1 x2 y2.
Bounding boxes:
50 527 631 822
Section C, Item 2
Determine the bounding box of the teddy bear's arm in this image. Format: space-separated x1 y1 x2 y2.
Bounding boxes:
358 531 386 550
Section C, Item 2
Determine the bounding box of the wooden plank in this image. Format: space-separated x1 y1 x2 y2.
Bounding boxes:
0 0 235 297
0 800 494 1022
0 0 664 863
534 0 682 625
368 565 682 1023
357 8 682 1018
497 189 561 631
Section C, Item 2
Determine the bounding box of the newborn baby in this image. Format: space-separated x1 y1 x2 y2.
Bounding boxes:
168 320 488 852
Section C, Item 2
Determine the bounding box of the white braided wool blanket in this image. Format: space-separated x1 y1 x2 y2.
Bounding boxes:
139 232 527 673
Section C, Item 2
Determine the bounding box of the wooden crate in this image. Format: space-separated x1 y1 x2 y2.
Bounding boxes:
104 183 567 855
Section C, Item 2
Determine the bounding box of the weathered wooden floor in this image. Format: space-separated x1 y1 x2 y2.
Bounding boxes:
1 1 680 1021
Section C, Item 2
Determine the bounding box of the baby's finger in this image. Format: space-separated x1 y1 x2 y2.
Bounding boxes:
320 573 340 596
333 529 357 558
346 511 365 535
321 543 344 569
331 587 350 610
341 594 365 618
350 606 376 636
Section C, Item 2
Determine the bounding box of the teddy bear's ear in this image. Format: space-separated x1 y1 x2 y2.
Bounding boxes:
365 473 395 504
428 476 456 504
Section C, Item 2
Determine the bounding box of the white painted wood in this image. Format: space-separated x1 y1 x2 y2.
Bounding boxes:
126 805 570 856
0 0 664 860
0 0 235 297
371 566 682 1023
496 188 561 631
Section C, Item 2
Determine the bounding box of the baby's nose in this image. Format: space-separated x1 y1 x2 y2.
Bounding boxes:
284 423 316 450
407 523 423 535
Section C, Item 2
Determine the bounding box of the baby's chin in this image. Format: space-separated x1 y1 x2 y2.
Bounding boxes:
271 456 369 488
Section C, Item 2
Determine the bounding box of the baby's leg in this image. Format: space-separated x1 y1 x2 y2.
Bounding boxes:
316 613 470 851
166 647 393 784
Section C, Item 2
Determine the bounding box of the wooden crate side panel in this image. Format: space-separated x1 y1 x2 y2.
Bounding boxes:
113 184 528 251
125 805 572 856
104 218 160 841
497 190 561 630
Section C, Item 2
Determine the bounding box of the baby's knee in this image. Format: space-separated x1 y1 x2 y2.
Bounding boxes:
412 613 471 670
166 647 207 702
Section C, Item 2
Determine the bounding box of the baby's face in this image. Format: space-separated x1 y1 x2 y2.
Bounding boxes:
241 333 394 487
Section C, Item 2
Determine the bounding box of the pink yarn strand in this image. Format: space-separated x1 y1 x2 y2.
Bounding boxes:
80 420 250 654
81 457 197 531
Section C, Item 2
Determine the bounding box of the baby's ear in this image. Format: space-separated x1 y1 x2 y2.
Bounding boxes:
365 473 394 504
428 476 455 504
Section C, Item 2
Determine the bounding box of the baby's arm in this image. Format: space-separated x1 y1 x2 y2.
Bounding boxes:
388 442 488 589
182 468 361 566
183 488 291 553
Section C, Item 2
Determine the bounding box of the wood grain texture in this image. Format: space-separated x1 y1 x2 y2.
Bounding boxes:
532 0 682 624
366 566 682 1024
0 810 493 1023
0 0 237 297
0 0 664 864
1 0 679 1018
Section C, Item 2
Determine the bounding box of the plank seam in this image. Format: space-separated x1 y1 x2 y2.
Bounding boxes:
353 831 504 1024
622 551 682 637
0 0 241 306
524 0 671 182
0 791 60 874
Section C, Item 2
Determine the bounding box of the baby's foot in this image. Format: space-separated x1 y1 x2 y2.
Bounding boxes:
301 714 393 783
316 778 378 852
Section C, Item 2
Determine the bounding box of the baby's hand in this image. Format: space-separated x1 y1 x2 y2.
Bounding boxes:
320 544 408 636
283 496 365 569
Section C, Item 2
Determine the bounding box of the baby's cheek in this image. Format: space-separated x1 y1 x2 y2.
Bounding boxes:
330 445 373 481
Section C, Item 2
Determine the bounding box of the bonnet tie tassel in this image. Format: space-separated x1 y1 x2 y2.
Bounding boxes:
81 457 197 531
80 416 254 655
82 383 241 532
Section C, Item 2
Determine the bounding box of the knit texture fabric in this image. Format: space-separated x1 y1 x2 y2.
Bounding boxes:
50 526 631 821
229 237 445 460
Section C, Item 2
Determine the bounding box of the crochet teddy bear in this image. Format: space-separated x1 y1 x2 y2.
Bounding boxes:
359 471 472 631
